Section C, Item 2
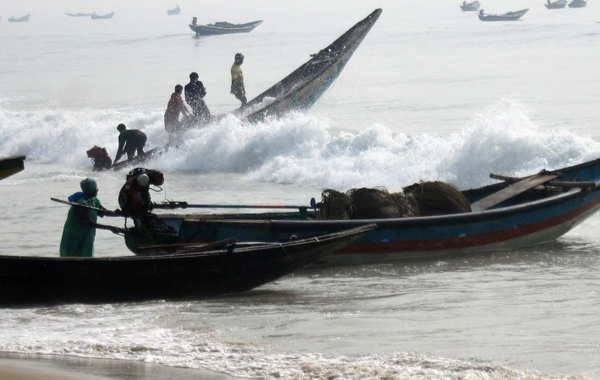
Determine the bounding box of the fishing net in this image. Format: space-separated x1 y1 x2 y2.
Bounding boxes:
403 181 471 216
348 187 408 219
318 189 353 220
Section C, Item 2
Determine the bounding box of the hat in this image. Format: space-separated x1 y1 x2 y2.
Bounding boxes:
80 178 98 194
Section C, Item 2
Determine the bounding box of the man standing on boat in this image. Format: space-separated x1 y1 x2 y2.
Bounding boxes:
60 178 112 257
184 72 211 125
230 53 247 107
113 124 147 165
164 84 191 145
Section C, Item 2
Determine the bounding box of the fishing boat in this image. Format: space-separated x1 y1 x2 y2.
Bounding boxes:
460 1 481 11
228 8 381 124
0 156 26 181
189 17 263 36
91 12 115 20
64 12 93 17
545 0 567 9
0 225 374 305
8 14 31 23
478 9 529 21
167 5 181 15
111 148 162 171
123 158 600 264
568 0 587 8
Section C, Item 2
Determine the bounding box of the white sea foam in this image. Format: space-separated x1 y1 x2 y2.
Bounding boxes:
2 98 598 191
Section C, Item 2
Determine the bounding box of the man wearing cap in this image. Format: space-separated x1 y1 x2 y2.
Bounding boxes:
184 72 211 124
113 124 147 165
230 53 247 106
60 178 110 257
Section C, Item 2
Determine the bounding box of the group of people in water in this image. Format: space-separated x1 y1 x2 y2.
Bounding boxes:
164 52 247 144
94 52 248 167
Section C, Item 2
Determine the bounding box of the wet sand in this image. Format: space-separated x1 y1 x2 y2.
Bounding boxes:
0 352 240 380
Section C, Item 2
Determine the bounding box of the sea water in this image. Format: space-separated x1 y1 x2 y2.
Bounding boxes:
1 0 600 378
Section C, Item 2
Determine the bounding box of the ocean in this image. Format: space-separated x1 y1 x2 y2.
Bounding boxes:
1 0 600 378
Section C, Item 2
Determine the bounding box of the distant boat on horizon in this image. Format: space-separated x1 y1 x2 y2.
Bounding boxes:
8 14 31 23
167 5 181 15
91 12 115 20
65 12 94 17
545 0 567 9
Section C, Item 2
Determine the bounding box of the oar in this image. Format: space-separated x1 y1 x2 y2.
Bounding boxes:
51 197 123 217
152 198 318 211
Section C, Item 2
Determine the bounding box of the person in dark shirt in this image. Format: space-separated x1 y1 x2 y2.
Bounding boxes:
113 124 147 164
184 72 211 125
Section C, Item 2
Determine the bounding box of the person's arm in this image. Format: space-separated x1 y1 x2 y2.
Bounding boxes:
114 135 125 163
178 97 190 115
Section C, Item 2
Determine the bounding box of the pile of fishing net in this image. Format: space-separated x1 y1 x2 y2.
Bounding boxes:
317 181 471 220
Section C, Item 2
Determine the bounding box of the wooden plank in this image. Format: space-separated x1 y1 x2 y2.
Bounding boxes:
471 172 560 212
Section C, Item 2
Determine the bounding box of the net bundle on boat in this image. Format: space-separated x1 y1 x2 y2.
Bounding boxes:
317 182 471 220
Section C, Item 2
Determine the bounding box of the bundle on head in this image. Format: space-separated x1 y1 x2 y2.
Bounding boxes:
403 181 471 216
347 187 406 219
318 189 353 220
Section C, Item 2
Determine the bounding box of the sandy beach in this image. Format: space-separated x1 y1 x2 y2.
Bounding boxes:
0 353 240 380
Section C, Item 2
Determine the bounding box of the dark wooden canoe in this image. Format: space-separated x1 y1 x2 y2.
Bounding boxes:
111 148 162 171
123 158 600 264
545 0 567 9
91 12 115 20
479 9 529 21
0 225 374 305
8 14 31 23
227 8 382 124
189 20 262 36
460 1 481 11
0 156 26 181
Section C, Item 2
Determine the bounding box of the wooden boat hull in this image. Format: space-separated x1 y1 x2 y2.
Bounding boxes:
545 0 567 9
65 13 93 17
189 20 262 36
232 8 382 124
111 148 162 171
0 156 26 181
568 0 587 7
479 9 529 21
124 158 600 264
0 225 373 305
8 14 30 23
460 1 481 11
91 12 115 20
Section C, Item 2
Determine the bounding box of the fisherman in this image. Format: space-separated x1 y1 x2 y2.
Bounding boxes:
230 53 247 107
164 84 191 146
113 124 147 165
184 72 211 124
60 178 115 257
118 168 164 221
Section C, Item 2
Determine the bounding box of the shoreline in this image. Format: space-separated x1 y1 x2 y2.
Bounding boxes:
0 352 240 380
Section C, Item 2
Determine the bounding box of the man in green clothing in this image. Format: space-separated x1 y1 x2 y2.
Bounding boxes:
60 178 110 257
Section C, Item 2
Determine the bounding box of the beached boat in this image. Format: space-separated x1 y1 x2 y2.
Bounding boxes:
568 0 587 7
460 1 481 11
478 9 529 21
123 158 600 264
65 12 93 17
0 156 26 181
189 18 262 36
91 12 115 20
8 14 31 23
167 5 181 15
0 225 373 305
545 0 567 9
